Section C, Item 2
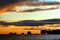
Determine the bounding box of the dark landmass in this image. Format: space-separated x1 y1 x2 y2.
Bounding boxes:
0 19 60 26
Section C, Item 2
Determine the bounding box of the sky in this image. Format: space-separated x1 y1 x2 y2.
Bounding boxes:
0 0 60 34
0 0 60 22
0 8 60 22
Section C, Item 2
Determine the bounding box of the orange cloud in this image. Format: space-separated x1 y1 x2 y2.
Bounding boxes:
0 1 58 14
0 2 26 14
0 4 15 14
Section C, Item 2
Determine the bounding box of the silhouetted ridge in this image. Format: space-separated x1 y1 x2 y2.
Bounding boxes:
38 19 60 24
0 19 60 26
10 20 39 26
0 21 10 26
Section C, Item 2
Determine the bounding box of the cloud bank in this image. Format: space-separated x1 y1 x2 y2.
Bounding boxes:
0 0 59 13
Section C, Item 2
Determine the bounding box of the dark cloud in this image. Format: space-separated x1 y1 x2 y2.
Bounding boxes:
19 7 58 12
0 0 16 7
0 0 59 14
20 9 41 12
0 0 25 13
0 19 60 26
0 0 26 7
0 0 59 7
0 0 34 7
25 0 60 6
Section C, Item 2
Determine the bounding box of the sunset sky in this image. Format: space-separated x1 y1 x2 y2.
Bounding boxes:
0 7 60 22
0 0 60 34
0 0 60 22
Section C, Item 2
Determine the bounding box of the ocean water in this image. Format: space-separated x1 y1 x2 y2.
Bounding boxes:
0 35 60 40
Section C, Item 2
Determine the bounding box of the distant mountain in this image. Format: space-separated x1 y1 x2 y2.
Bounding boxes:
0 21 9 25
0 19 60 26
38 19 60 24
8 19 60 26
10 20 39 26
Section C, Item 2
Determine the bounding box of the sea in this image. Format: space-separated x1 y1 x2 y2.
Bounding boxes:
0 34 60 40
